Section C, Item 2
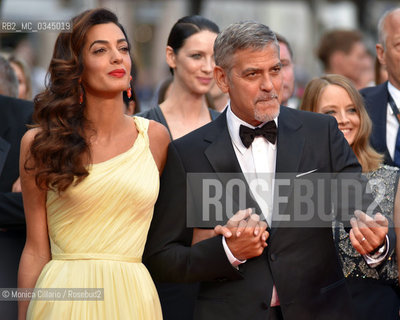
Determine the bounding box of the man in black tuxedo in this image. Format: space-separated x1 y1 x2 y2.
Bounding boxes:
144 22 390 320
360 8 400 167
0 94 33 318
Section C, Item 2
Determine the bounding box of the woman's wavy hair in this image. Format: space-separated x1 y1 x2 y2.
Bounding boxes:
28 8 131 192
299 74 383 172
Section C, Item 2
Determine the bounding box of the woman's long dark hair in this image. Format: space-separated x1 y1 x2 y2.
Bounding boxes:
28 8 131 192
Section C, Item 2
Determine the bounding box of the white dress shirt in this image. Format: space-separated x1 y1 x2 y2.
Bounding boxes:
226 104 277 226
222 104 277 265
223 104 281 305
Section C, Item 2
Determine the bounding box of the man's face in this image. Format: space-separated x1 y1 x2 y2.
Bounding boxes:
215 44 282 126
377 10 400 90
279 42 295 105
339 42 369 86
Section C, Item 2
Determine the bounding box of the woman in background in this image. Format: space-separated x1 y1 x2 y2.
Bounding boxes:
140 15 219 320
8 56 32 100
300 74 399 319
139 15 220 140
18 8 169 319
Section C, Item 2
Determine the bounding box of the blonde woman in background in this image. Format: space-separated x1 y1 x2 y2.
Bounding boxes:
300 74 400 319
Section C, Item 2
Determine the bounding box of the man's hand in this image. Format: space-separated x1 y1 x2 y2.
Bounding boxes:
214 208 269 260
191 209 268 246
350 210 388 255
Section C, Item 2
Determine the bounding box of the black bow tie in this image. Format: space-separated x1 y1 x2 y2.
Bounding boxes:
239 121 277 148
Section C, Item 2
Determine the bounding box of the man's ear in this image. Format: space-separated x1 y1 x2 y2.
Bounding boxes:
214 66 229 94
166 46 176 69
376 43 386 66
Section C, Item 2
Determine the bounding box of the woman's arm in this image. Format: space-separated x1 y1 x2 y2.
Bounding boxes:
18 129 51 320
148 120 170 175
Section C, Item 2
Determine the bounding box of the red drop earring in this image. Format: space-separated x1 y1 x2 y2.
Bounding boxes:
78 79 83 104
127 75 133 99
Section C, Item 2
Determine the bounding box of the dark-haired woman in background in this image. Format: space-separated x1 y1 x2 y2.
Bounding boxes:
139 15 220 140
18 8 169 319
140 15 219 320
300 74 399 319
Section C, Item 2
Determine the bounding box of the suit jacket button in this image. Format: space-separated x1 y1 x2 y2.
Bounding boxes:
270 253 277 261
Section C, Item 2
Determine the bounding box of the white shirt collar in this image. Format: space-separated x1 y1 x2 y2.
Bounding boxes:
226 103 278 155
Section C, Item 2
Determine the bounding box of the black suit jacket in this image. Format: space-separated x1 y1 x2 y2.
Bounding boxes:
0 94 33 227
144 107 379 320
360 81 395 166
0 95 33 319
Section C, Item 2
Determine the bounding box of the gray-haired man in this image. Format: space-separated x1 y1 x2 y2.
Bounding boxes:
144 21 389 320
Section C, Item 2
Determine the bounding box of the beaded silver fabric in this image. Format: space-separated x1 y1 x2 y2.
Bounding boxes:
333 165 399 286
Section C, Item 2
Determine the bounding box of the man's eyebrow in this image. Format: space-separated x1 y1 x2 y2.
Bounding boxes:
241 67 260 75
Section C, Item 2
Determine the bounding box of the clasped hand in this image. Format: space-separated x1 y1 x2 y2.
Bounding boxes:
214 209 388 260
349 210 388 255
214 208 269 261
193 209 387 261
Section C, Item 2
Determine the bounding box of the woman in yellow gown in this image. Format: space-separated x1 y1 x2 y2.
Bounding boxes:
18 8 169 320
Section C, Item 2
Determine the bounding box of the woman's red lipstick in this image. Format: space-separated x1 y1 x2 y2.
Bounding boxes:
108 69 126 78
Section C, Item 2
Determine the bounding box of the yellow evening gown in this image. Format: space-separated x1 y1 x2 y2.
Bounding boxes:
27 117 163 319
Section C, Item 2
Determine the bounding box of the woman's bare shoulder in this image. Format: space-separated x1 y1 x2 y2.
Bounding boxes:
148 120 170 146
21 127 41 148
147 120 170 173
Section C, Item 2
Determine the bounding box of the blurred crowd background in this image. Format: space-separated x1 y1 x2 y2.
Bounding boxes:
0 0 398 110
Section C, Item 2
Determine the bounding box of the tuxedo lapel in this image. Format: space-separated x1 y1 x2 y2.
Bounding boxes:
363 82 392 163
276 107 304 173
271 107 305 234
204 112 242 174
373 83 390 153
203 112 262 221
377 84 393 163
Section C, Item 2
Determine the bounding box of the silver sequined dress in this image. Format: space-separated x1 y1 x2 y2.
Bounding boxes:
333 165 399 286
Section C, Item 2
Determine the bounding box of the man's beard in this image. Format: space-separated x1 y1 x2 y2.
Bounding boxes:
254 103 280 122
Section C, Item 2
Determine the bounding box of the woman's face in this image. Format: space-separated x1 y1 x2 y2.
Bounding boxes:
10 62 27 99
169 30 217 95
316 84 360 146
81 22 131 98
